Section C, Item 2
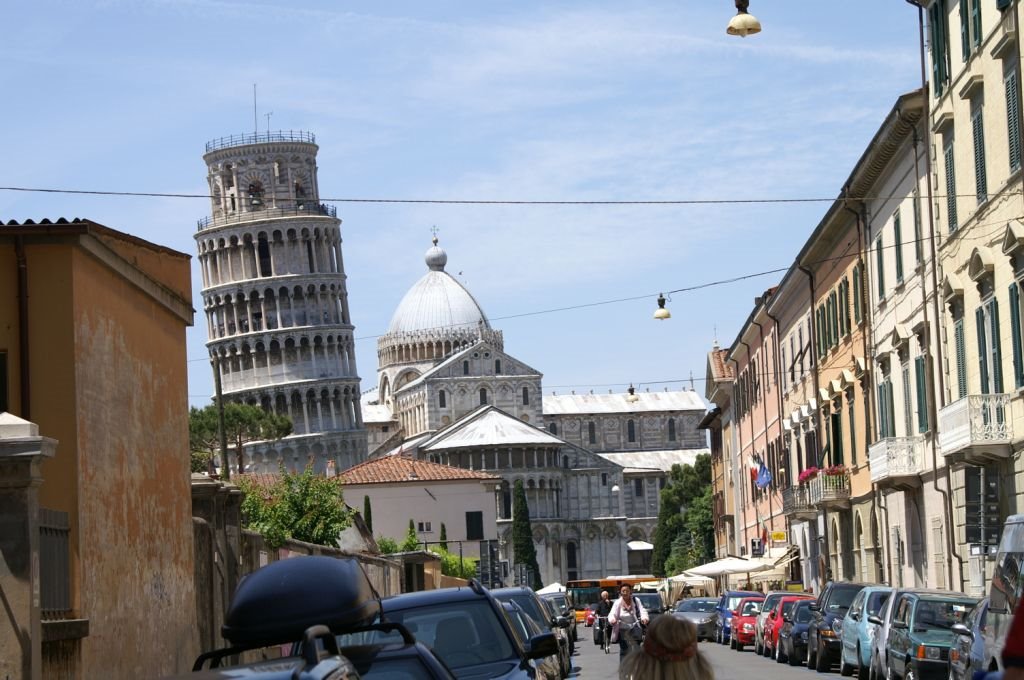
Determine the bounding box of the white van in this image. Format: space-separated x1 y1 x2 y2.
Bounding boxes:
982 514 1024 673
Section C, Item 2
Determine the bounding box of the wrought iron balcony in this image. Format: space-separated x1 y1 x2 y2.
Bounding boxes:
807 473 850 508
869 436 926 489
205 130 316 153
938 394 1013 463
782 485 816 520
197 202 337 231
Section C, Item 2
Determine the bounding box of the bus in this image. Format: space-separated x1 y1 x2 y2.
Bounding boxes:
565 576 658 624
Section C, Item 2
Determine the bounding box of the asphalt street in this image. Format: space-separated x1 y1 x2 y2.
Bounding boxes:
571 621 819 680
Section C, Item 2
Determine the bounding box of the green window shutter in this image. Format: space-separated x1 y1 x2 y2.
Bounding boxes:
830 293 838 347
971 0 981 49
894 210 904 282
955 318 968 399
902 365 913 435
991 298 1004 393
1011 284 1024 388
853 266 863 323
848 397 857 465
945 141 959 232
876 239 886 300
832 411 843 465
1006 69 1021 173
913 196 923 263
960 0 970 61
888 380 897 436
977 306 990 393
931 3 947 95
877 384 887 439
973 106 988 203
916 356 929 433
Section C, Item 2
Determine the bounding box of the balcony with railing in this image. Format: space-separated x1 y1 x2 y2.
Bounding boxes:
205 130 316 153
782 485 816 520
807 473 850 508
869 436 926 489
197 202 337 231
938 394 1013 463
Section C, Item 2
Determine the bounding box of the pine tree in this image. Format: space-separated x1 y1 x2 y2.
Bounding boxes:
363 495 373 533
439 523 448 551
400 519 420 552
512 479 543 590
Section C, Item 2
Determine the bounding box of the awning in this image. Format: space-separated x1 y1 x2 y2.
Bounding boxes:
627 540 654 551
537 582 566 594
685 556 774 577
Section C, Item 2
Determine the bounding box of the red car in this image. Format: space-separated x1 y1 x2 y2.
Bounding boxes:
730 596 765 651
762 594 813 659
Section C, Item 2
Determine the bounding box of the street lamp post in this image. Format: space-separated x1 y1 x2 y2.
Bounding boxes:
726 0 761 37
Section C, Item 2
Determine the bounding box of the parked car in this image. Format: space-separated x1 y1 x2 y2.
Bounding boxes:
715 590 762 644
839 585 892 679
502 600 561 680
868 588 907 680
671 597 719 642
731 596 766 651
540 592 578 644
755 591 792 656
883 589 978 680
808 581 869 671
950 598 989 680
493 586 573 679
634 592 668 622
765 595 814 660
983 514 1024 674
342 582 559 679
538 595 575 665
778 599 815 666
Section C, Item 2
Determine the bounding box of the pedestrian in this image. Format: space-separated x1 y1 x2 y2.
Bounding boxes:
609 584 649 660
595 590 614 646
619 615 713 680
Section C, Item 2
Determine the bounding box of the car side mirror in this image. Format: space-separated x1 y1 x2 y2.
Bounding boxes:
769 611 776 619
891 621 908 630
867 615 883 625
951 623 973 639
783 615 792 623
526 632 559 660
555 616 571 629
850 612 860 621
732 609 739 616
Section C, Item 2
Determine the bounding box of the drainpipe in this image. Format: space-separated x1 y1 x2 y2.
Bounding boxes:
905 0 962 589
15 236 30 420
798 263 827 586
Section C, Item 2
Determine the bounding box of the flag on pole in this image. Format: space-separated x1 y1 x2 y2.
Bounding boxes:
755 461 772 489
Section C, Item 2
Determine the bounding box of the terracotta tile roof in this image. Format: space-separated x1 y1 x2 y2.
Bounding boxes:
339 455 500 485
709 348 734 381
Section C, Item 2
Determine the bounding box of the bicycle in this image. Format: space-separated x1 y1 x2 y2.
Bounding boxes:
596 616 612 654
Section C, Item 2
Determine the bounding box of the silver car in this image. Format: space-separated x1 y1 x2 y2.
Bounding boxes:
867 588 907 680
672 598 719 641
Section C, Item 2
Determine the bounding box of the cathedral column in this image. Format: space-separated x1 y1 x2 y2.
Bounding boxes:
329 394 338 430
315 396 325 433
245 295 254 333
259 295 268 332
309 341 318 378
300 395 311 434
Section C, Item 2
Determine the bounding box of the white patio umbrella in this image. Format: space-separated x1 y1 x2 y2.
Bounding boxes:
684 556 773 577
536 581 566 594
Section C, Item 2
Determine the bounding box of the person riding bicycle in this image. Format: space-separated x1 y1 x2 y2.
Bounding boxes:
608 584 649 660
594 590 613 646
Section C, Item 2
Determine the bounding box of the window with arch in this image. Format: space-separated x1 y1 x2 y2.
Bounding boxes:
549 422 558 435
522 387 529 405
562 455 569 469
627 419 636 443
495 359 502 374
438 390 446 408
667 418 676 442
463 360 470 376
479 388 488 405
588 421 596 444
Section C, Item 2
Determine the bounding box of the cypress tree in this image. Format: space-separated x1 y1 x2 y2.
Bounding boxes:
439 523 448 551
363 495 373 533
511 479 543 590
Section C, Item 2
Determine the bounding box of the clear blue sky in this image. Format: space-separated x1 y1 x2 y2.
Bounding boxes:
0 1 920 408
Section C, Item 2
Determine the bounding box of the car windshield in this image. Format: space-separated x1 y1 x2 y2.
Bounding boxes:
741 601 761 616
546 595 568 610
727 596 751 610
781 600 796 617
337 599 516 670
494 592 547 628
866 592 890 617
677 599 717 613
914 598 977 631
794 602 813 624
827 587 862 611
635 594 662 611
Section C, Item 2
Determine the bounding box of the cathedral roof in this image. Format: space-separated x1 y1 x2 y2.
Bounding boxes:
543 389 706 415
393 340 542 395
339 455 499 485
421 406 564 451
598 448 709 474
386 237 492 336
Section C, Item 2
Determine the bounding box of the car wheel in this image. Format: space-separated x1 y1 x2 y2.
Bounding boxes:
857 646 869 680
776 641 785 664
841 650 854 677
737 642 744 652
816 643 829 673
730 636 737 650
809 644 818 670
788 644 800 667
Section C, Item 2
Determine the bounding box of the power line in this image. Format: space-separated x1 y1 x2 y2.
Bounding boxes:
0 184 1017 205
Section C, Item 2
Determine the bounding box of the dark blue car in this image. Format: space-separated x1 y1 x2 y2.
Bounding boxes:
778 599 814 666
715 590 761 644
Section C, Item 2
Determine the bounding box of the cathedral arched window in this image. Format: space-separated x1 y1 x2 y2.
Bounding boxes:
548 422 557 435
627 419 636 443
562 455 569 469
588 421 596 444
438 390 446 408
495 359 502 374
479 388 488 405
668 418 676 442
463 360 470 376
522 387 529 405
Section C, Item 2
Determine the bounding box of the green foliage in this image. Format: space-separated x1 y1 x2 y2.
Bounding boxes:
236 465 352 549
434 548 477 579
189 401 293 477
439 523 448 551
400 519 420 552
363 495 373 533
652 453 712 577
376 536 399 554
511 479 543 590
191 449 213 474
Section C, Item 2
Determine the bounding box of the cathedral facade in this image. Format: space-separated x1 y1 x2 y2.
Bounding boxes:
362 238 709 585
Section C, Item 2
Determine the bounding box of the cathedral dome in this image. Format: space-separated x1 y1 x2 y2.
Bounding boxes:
386 238 491 335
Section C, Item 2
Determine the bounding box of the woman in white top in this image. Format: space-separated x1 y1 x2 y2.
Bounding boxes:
608 584 650 660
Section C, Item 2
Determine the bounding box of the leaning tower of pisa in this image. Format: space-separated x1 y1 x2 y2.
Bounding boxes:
195 130 367 474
